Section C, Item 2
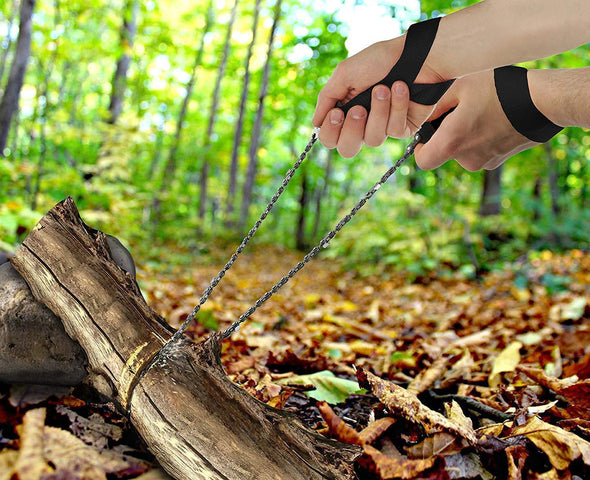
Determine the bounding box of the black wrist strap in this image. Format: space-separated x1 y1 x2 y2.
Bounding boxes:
339 17 454 114
494 65 563 143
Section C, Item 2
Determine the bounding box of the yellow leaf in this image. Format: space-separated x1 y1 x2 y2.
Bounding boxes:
336 300 359 313
303 293 322 308
511 416 590 470
489 341 523 387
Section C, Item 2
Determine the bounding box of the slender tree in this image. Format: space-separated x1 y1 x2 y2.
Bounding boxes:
150 0 214 226
479 166 503 216
198 0 239 221
224 0 262 226
0 0 35 155
0 0 20 90
107 0 140 125
311 149 334 242
31 0 62 210
239 0 282 229
543 143 561 216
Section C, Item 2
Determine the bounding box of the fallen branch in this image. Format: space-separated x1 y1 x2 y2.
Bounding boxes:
12 197 360 480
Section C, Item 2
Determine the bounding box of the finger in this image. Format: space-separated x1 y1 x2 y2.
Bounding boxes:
313 88 345 128
386 81 410 138
414 108 462 170
364 85 391 147
337 105 367 158
318 109 345 149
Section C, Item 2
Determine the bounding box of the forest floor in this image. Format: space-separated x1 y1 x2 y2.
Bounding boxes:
1 245 589 479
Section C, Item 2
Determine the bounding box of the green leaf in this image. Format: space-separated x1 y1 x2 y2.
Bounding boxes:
278 370 365 404
195 309 219 331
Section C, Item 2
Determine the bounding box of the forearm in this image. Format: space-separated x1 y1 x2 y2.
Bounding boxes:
529 67 590 129
429 0 590 79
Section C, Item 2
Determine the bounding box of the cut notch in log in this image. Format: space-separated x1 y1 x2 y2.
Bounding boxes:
12 197 360 480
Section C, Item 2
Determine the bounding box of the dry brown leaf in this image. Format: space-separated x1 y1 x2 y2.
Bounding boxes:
505 445 528 480
510 415 590 470
0 450 18 480
361 444 442 480
358 417 397 446
317 401 362 446
357 368 478 445
55 406 123 449
405 432 462 458
518 366 590 417
44 426 149 479
407 355 451 395
133 469 173 480
14 408 52 480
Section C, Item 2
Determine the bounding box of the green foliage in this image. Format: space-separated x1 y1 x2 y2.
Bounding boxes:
0 0 588 276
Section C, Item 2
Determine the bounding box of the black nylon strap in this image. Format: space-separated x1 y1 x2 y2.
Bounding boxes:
494 65 563 143
339 17 453 113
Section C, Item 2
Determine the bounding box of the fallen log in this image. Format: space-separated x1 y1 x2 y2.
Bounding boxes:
0 262 87 386
12 197 360 480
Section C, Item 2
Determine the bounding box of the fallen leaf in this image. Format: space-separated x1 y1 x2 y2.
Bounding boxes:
406 432 462 458
317 401 362 445
559 296 587 321
510 415 590 470
56 406 123 449
407 355 451 395
358 417 397 446
357 368 478 445
444 452 493 480
13 408 51 480
361 444 443 480
9 385 72 408
489 341 523 387
277 370 364 404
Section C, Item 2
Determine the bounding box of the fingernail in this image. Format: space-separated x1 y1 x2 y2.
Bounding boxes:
374 86 389 100
394 82 406 96
351 108 366 120
330 110 344 125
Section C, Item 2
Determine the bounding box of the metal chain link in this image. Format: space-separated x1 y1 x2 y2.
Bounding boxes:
222 132 421 339
146 129 421 380
160 127 321 350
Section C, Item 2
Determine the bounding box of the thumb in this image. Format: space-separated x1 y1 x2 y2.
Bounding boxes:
414 99 460 170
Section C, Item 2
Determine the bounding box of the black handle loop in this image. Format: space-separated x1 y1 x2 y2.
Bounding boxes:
416 107 455 144
339 17 454 114
494 65 563 143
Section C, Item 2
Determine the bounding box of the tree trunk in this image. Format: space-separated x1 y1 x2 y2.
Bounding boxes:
479 166 503 216
107 0 140 125
311 149 334 242
239 0 282 229
224 0 262 227
31 0 61 211
12 197 360 480
0 0 19 89
198 0 239 221
0 0 35 155
151 0 214 226
295 166 310 251
543 143 561 217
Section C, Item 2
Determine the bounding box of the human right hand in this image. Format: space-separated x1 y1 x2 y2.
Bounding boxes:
415 70 538 171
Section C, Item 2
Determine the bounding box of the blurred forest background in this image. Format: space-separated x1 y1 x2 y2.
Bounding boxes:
0 0 588 277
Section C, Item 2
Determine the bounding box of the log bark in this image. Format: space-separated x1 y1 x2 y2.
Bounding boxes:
12 197 360 480
0 262 87 386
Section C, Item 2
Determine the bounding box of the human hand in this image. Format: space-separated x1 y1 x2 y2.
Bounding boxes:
312 35 447 158
415 70 538 171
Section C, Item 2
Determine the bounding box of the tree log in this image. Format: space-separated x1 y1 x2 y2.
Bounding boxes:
0 262 87 385
12 197 360 480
